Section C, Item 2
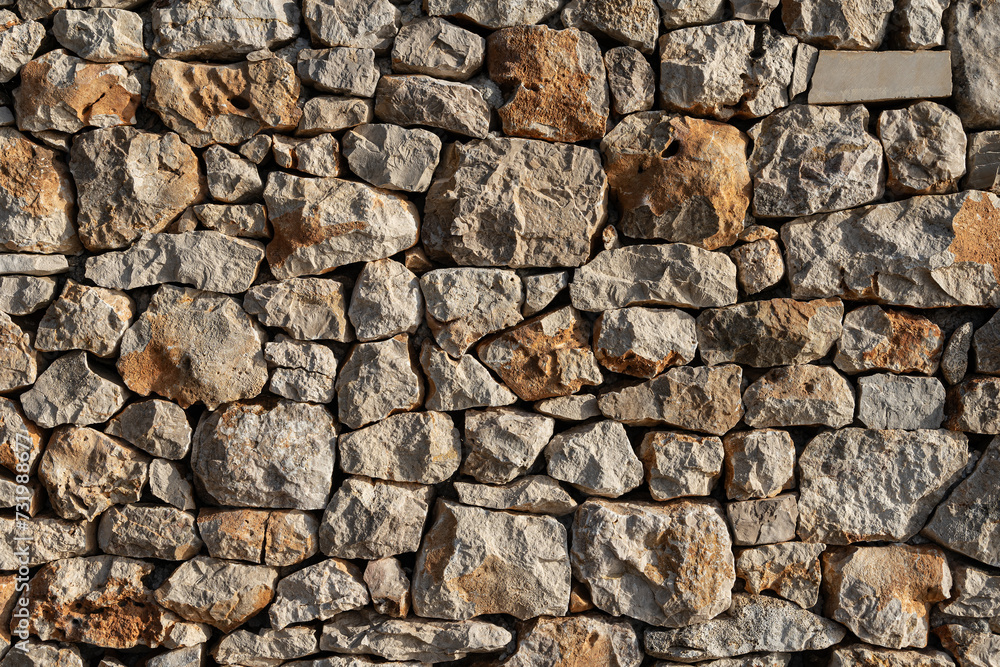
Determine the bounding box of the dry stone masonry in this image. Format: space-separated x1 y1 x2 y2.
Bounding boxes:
0 0 998 665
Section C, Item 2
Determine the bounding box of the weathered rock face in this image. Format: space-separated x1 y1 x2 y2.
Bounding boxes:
35 281 134 357
946 377 1000 434
421 343 516 411
723 429 795 501
640 431 723 501
374 75 490 138
829 645 959 667
302 0 399 50
421 267 523 357
797 428 969 544
0 313 38 393
264 335 337 403
338 411 460 483
743 364 855 428
392 17 484 81
0 275 57 316
605 45 655 113
593 307 697 378
731 237 785 295
572 498 734 627
336 336 424 429
835 306 944 375
269 558 369 629
947 0 1000 129
506 614 643 667
343 124 441 193
736 542 825 609
425 0 560 28
857 374 945 430
365 557 411 618
244 277 352 341
878 102 967 196
21 351 130 428
454 476 577 516
783 0 893 48
98 505 201 560
151 0 301 60
424 135 608 268
0 12 43 82
461 407 554 484
545 420 642 498
52 8 146 63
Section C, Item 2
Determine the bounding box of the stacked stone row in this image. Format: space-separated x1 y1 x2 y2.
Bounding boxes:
0 0 999 665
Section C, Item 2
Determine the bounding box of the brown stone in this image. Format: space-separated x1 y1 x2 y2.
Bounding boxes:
198 509 269 562
505 614 643 667
834 306 944 375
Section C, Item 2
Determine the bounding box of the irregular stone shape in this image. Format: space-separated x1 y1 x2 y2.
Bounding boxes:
830 645 957 667
698 298 843 368
271 133 342 178
808 51 952 104
412 499 570 620
798 428 969 544
14 50 140 134
155 556 278 632
21 351 130 428
53 8 145 62
198 508 268 561
263 173 419 279
598 364 744 435
349 259 422 341
935 624 1000 667
477 306 603 401
146 646 206 667
923 436 1000 567
604 46 655 114
265 336 337 403
732 0 780 20
204 145 262 204
545 420 642 498
657 0 725 27
835 306 944 375
70 127 205 251
723 429 795 501
151 0 300 59
0 275 56 315
593 307 697 378
335 335 423 429
421 268 523 357
658 22 796 120
0 397 44 474
105 400 191 461
562 0 659 53
424 135 608 268
736 542 825 609
742 365 855 429
640 431 723 501
148 58 302 147
264 510 318 567
298 95 374 135
940 563 1000 619
965 131 1000 193
195 203 269 238
0 514 94 567
947 377 1000 434
506 614 643 667
98 504 201 560
343 123 441 193
319 475 433 560
487 26 608 142
35 281 134 358
339 411 459 483
946 0 1000 130
117 285 268 409
571 244 738 311
192 399 336 510
823 544 951 649
857 374 945 429
944 322 974 385
302 0 399 51
211 627 318 667
534 394 602 421
244 277 351 341
297 47 379 96
789 42 819 99
0 12 43 81
269 558 369 630
421 343 516 412
149 459 196 511
781 191 1000 307
0 253 69 276
601 112 749 250
2 640 83 666
39 425 148 521
454 476 577 516
0 128 78 254
461 407 555 484
374 75 490 138
319 609 512 662
782 0 892 48
391 17 484 81
645 593 847 661
892 0 948 48
749 104 884 218
877 101 966 197
975 311 1000 374
573 498 734 627
727 494 799 546
0 312 38 394
521 270 569 317
365 558 411 618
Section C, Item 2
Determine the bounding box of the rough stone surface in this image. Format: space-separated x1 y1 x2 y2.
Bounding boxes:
302 0 400 51
639 431 724 501
736 542 825 609
782 0 892 48
878 101 967 196
151 0 300 59
0 13 43 81
545 420 642 498
946 377 1000 434
857 374 946 429
53 8 146 62
454 476 577 516
338 411 460 484
723 429 795 501
947 0 1000 129
35 281 134 358
335 335 424 429
343 124 441 193
727 493 798 546
98 505 201 560
835 306 944 375
965 131 1000 193
593 307 697 378
425 0 560 28
374 75 490 138
269 558 369 630
461 407 555 484
297 47 379 96
421 342 516 412
0 275 56 315
264 336 338 403
421 267 523 357
604 46 655 114
244 277 352 341
391 18 484 81
742 364 855 429
505 614 643 667
974 310 1000 374
21 351 130 428
348 259 422 341
365 557 411 618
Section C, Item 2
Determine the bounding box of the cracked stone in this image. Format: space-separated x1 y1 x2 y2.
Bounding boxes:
364 558 411 618
878 101 967 196
98 504 201 560
421 342 517 412
461 407 555 484
454 476 577 516
835 306 944 375
604 46 655 114
736 542 825 609
244 277 352 342
269 558 369 630
265 336 338 403
421 267 523 357
593 307 697 378
302 0 400 51
151 0 300 59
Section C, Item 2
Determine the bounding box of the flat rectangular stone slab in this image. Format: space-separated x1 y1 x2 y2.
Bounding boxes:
808 51 952 104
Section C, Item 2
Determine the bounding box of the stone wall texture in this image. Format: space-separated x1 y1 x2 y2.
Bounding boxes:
0 0 999 665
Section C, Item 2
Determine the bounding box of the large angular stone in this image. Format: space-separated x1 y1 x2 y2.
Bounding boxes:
0 128 78 254
783 0 893 48
421 268 523 357
98 505 201 560
335 336 423 429
35 281 134 358
374 75 489 138
423 135 607 268
572 498 734 627
391 17 484 81
974 310 1000 374
52 8 146 63
117 286 268 409
420 343 516 412
593 307 697 378
640 431 724 501
244 277 352 341
0 12 43 81
934 625 1000 667
829 645 958 667
657 0 726 27
302 0 399 51
197 508 268 562
604 46 655 114
749 104 884 218
857 374 945 429
271 133 342 177
191 399 336 510
348 258 421 342
21 352 129 429
946 377 1000 434
148 458 196 512
947 0 1000 129
877 101 966 196
148 58 302 147
742 364 855 428
297 47 379 97
14 50 140 134
545 420 642 498
570 244 738 311
211 627 318 667
151 0 301 59
798 428 969 544
723 429 795 501
338 411 460 484
425 0 560 28
412 499 571 620
923 436 1000 567
461 407 555 484
601 112 750 250
0 515 95 568
598 364 743 435
342 124 441 193
0 312 38 394
645 594 846 661
736 542 826 609
562 0 659 53
266 510 318 567
965 131 1000 193
505 614 643 667
782 191 1000 307
939 563 1000 619
264 335 338 403
269 558 369 630
263 173 419 279
0 275 56 316
453 476 577 516
204 145 262 204
70 127 205 250
835 306 944 375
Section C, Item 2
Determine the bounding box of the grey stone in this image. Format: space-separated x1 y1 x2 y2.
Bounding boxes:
0 253 69 276
151 0 300 59
53 8 145 62
2 642 82 667
98 504 201 560
421 267 523 357
782 0 892 48
723 429 795 501
562 0 660 53
34 281 134 358
892 0 949 48
594 307 698 378
349 258 422 341
265 335 338 403
947 377 1000 434
965 131 1000 193
522 271 569 316
454 476 577 515
939 563 1000 619
835 305 944 375
878 101 967 196
975 311 1000 374
204 145 263 204
244 277 352 342
461 407 555 484
736 542 826 609
211 627 318 667
0 514 95 567
808 51 952 104
789 42 818 98
947 0 1000 129
298 96 374 135
742 364 855 429
421 342 516 412
193 203 269 238
935 625 1000 667
0 275 56 315
657 0 725 27
799 428 969 544
302 0 400 51
338 411 460 483
733 0 781 21
857 374 946 429
0 312 38 393
343 123 441 192
727 494 799 546
829 645 957 667
640 431 724 501
269 558 370 630
374 75 490 138
391 18 484 81
365 557 411 618
149 458 196 511
534 394 602 421
105 399 191 460
271 133 343 177
505 615 643 667
943 321 974 385
545 420 643 498
21 351 130 428
0 12 43 81
335 335 424 429
298 47 380 96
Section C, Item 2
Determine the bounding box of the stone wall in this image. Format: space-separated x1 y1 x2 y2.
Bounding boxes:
0 0 998 665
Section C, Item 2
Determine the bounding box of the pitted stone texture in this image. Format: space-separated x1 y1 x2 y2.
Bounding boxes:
349 259 422 342
572 498 734 627
0 275 56 316
454 476 577 516
319 475 433 559
545 420 642 498
742 364 855 429
265 335 338 403
117 286 268 409
53 9 146 62
391 18 484 81
604 46 655 114
505 614 643 667
600 112 750 250
749 104 884 218
263 173 419 280
297 47 379 96
269 558 369 630
798 428 969 545
0 313 38 394
782 0 893 49
244 277 352 341
424 135 608 268
477 306 602 401
191 399 336 510
0 515 95 567
946 377 1000 434
656 0 725 27
198 508 268 562
593 307 697 378
421 343 517 412
21 351 130 429
211 627 318 667
343 124 441 193
335 335 423 429
974 310 1000 374
425 0 560 28
461 407 555 484
561 0 658 53
302 0 400 51
0 13 43 81
857 374 945 430
374 75 490 138
598 364 744 435
878 102 967 196
639 431 723 501
421 268 523 357
835 306 944 375
736 542 825 609
947 0 1000 129
723 429 795 501
98 505 201 560
338 411 460 484
148 58 302 148
365 557 411 618
151 0 301 59
829 645 957 667
35 281 134 358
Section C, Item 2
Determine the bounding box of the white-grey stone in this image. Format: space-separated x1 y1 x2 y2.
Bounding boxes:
420 342 516 412
545 420 642 498
338 411 460 484
374 74 490 138
723 429 795 501
782 0 893 49
604 46 655 114
204 145 263 204
298 47 380 96
947 0 1000 129
343 123 441 192
727 494 799 546
640 431 724 501
453 476 577 515
105 399 191 460
21 351 130 428
348 258 422 342
265 335 338 403
892 0 949 49
0 12 44 81
149 458 196 511
194 203 269 238
857 374 946 430
462 407 555 484
53 8 145 62
965 131 1000 193
0 275 56 315
421 267 523 357
151 0 301 59
34 280 135 358
269 558 370 630
335 335 423 429
391 17 484 81
303 0 400 51
298 96 374 135
742 364 855 429
594 307 698 378
244 277 352 342
878 101 967 196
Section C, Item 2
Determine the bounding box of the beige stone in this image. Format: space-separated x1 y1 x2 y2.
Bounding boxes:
808 50 952 104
